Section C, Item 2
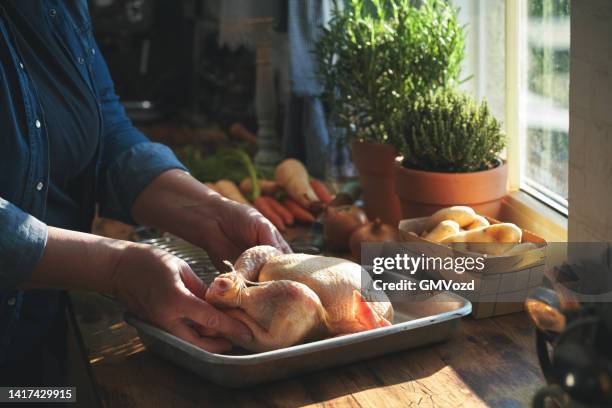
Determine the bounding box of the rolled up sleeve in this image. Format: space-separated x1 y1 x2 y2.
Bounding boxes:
93 41 186 224
0 198 48 289
100 142 186 224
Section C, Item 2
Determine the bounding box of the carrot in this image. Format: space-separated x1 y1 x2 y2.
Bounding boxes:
283 198 315 223
215 180 250 205
310 179 333 204
254 197 286 231
275 159 320 208
262 196 294 226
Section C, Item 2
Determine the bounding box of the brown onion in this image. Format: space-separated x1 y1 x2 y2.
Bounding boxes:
349 218 400 260
323 205 368 251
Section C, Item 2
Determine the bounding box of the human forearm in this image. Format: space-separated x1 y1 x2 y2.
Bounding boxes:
26 226 132 292
130 169 222 244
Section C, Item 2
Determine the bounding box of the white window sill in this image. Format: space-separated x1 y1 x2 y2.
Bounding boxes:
500 190 568 242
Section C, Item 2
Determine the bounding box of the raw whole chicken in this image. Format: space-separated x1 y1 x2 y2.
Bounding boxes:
205 246 394 352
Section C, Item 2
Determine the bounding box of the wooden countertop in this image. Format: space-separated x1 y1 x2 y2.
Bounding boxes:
70 290 544 408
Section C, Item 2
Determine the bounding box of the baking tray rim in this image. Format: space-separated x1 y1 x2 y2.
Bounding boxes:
124 291 471 366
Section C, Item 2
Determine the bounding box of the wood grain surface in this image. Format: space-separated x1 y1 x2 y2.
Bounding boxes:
69 290 544 408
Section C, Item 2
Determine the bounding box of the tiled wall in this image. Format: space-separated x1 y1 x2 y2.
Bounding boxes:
568 0 612 242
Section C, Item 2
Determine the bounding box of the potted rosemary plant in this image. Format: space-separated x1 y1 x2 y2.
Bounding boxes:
315 0 465 225
395 88 508 218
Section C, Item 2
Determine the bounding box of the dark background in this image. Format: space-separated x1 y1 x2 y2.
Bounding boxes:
89 0 257 128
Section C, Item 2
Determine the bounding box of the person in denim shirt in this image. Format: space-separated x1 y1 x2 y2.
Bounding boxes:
0 1 290 385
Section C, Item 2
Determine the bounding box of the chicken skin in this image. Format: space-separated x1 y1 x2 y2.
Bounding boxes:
205 246 393 352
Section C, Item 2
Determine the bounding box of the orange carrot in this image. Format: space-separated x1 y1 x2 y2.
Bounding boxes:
254 197 286 231
310 179 333 204
283 198 315 223
262 196 294 226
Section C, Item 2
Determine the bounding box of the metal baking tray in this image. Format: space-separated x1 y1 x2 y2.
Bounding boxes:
126 236 472 387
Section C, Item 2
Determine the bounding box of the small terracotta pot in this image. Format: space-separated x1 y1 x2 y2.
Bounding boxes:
395 160 508 219
351 140 402 225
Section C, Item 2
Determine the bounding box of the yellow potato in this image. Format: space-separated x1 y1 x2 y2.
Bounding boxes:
425 206 476 231
442 223 522 255
423 220 461 242
465 215 490 230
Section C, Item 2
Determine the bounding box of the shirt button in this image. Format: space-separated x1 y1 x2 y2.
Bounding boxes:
35 119 41 128
7 297 16 307
36 182 44 191
49 9 57 18
91 48 96 56
77 56 85 64
19 62 24 69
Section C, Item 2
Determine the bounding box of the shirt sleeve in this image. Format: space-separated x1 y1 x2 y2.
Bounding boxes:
0 197 48 290
91 40 187 225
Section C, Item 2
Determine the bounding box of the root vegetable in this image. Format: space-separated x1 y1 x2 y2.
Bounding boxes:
425 206 476 231
215 180 250 204
349 219 399 260
275 159 319 208
465 215 490 230
240 178 279 196
283 198 316 223
442 223 523 255
323 205 368 251
262 196 294 226
423 220 461 242
254 197 286 231
310 179 333 204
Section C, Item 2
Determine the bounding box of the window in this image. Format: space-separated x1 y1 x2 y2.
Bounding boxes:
453 0 570 215
522 0 570 213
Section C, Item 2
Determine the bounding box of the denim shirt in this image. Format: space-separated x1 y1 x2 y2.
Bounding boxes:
0 0 186 362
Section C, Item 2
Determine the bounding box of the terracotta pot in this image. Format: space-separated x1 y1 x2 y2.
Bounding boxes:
351 140 402 225
395 160 508 219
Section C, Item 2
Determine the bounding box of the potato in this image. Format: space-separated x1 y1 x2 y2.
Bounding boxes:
465 215 490 230
425 206 476 231
442 223 522 255
423 220 461 242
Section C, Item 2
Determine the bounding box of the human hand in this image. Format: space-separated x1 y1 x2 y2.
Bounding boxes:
110 243 253 353
190 194 292 270
132 170 291 271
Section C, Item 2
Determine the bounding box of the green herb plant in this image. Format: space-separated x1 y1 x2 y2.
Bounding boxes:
315 0 466 148
401 88 506 173
178 146 260 199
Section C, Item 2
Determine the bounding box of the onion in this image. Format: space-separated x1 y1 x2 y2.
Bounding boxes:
323 205 368 251
349 218 400 260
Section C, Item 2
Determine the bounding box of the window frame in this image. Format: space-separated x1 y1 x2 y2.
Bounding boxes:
505 0 569 217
